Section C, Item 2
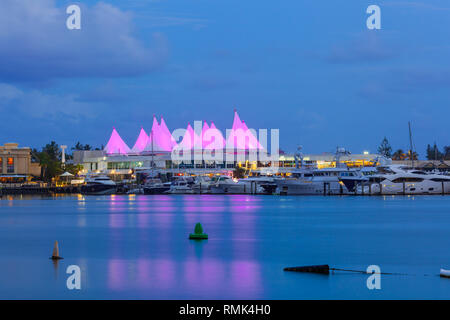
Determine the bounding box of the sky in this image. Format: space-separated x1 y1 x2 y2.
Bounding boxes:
0 0 449 157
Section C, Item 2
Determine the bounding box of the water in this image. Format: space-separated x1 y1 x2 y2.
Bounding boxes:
0 194 449 299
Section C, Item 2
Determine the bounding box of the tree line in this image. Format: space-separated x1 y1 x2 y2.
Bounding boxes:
377 137 450 161
31 141 102 182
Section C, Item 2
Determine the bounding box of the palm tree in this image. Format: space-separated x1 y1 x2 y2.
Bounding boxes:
406 150 418 161
392 149 406 160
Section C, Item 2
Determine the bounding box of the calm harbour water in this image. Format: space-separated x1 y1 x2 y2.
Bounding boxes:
0 194 449 299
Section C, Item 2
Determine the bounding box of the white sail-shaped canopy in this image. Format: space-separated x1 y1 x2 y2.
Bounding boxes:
143 116 170 152
104 128 131 155
131 127 149 153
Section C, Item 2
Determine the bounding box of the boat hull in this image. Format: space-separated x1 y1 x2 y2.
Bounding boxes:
143 186 171 195
276 180 347 195
357 181 450 195
80 185 117 195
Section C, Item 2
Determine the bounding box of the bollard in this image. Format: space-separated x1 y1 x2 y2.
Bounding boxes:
50 241 63 260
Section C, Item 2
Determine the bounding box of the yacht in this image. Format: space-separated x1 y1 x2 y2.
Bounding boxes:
81 175 117 195
339 167 376 192
166 178 194 194
143 179 171 195
210 176 273 194
191 176 213 194
356 166 450 195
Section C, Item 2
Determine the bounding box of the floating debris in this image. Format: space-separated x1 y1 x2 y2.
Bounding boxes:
440 269 450 278
50 241 63 260
189 223 208 240
284 264 330 274
284 264 405 275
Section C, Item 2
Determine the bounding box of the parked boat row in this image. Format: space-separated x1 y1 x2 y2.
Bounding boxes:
355 166 450 195
79 164 450 196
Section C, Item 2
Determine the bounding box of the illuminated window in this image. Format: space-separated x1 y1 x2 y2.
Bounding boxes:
7 157 14 173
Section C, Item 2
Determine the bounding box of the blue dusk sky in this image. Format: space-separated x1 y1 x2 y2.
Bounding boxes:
0 0 449 156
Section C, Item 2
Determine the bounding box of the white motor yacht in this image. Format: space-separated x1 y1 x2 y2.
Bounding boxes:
166 178 194 194
356 165 450 195
210 176 273 194
191 176 213 194
81 175 117 195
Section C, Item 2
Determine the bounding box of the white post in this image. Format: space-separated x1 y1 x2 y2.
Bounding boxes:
61 145 67 166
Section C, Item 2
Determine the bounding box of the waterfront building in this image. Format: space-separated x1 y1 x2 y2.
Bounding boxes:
0 143 41 184
73 110 384 180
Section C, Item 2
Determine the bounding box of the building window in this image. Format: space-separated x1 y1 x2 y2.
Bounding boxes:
0 158 2 173
7 157 14 173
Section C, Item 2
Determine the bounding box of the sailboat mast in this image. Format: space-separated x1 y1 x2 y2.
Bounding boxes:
408 121 414 168
151 129 154 173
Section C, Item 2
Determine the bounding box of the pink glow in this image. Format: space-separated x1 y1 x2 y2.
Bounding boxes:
131 127 149 153
160 117 177 149
178 123 201 150
241 121 263 150
104 128 131 154
201 121 210 149
106 110 264 154
225 111 262 150
143 117 173 152
204 122 226 150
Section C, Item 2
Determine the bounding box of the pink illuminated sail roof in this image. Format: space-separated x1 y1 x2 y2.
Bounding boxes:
241 120 263 150
204 122 226 150
104 128 131 155
178 123 201 150
159 117 177 149
225 110 263 150
131 127 149 153
201 121 210 149
143 117 172 152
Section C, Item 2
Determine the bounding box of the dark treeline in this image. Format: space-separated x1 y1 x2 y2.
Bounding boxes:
377 137 449 161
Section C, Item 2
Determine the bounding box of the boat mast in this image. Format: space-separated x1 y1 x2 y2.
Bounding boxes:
151 127 154 176
408 121 414 168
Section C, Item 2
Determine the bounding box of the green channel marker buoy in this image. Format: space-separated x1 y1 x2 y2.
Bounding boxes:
189 223 208 240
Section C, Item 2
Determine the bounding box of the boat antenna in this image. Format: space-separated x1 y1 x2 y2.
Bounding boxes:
408 121 414 168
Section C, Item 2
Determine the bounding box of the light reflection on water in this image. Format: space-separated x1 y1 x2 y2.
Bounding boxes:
0 194 450 299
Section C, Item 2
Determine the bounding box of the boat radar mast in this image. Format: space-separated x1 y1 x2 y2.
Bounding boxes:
294 146 304 169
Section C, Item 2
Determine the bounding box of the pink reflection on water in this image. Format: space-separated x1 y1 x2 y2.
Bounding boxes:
184 259 225 290
198 206 225 212
151 259 176 289
108 259 176 290
228 195 263 213
137 259 151 285
230 260 262 294
109 214 126 228
140 195 176 213
137 213 150 228
108 259 129 290
182 259 262 296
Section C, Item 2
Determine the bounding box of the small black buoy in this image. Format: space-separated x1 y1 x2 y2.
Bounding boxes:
189 223 208 240
284 264 330 274
50 240 63 260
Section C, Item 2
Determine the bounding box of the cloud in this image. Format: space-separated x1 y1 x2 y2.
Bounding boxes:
325 32 396 64
76 82 128 103
0 82 104 121
381 1 450 11
190 76 238 91
145 16 208 28
0 0 169 82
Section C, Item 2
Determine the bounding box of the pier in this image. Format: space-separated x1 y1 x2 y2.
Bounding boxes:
0 185 81 195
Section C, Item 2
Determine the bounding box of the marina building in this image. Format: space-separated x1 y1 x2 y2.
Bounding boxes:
0 143 41 183
72 110 382 179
